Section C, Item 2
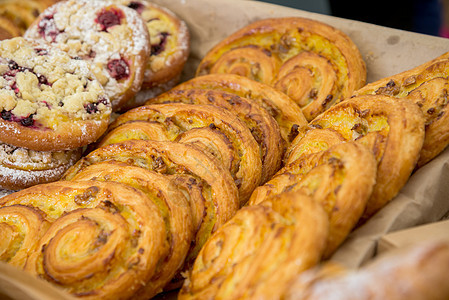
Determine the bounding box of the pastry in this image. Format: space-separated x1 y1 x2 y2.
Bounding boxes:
0 180 168 299
66 161 194 298
179 191 329 300
97 103 262 204
146 88 284 183
196 17 366 121
250 141 377 257
113 0 190 110
0 143 82 190
0 37 111 151
24 0 150 111
171 73 308 144
284 240 449 300
288 95 425 219
0 15 22 40
353 52 449 166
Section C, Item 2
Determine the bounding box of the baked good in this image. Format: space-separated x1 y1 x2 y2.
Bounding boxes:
0 15 22 40
287 95 425 220
24 0 150 111
145 88 284 183
0 143 82 190
250 142 377 257
353 52 449 166
179 191 329 299
113 0 190 110
97 103 262 204
0 180 168 299
170 73 308 144
284 240 449 300
0 37 111 151
196 17 366 121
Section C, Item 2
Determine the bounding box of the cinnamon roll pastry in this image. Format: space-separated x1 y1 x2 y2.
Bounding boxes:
0 180 168 299
0 205 49 268
284 240 449 300
97 103 262 204
249 142 377 257
353 52 449 166
63 139 240 270
179 191 329 300
146 88 284 183
196 17 366 121
171 73 307 144
0 143 82 190
64 161 194 298
290 95 425 219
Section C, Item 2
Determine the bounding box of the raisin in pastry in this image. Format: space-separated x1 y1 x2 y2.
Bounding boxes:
24 0 150 111
0 37 111 152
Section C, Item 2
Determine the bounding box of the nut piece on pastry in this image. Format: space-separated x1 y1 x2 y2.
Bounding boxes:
284 240 449 300
146 88 285 184
290 95 425 220
0 180 168 300
250 141 377 258
0 143 82 190
65 161 194 298
24 0 150 111
196 17 366 121
171 73 308 145
353 52 449 167
112 0 190 110
97 103 262 204
0 37 111 151
179 190 329 300
63 139 240 276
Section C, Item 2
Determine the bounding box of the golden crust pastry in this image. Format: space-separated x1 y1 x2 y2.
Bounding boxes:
0 180 168 299
353 52 449 167
171 73 308 145
250 142 377 257
284 240 449 300
97 103 262 204
67 161 193 298
0 15 22 40
145 88 284 183
291 95 425 219
196 17 366 121
179 191 329 300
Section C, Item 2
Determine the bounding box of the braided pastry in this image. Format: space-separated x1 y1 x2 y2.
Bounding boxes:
96 103 262 204
286 95 425 219
250 141 377 258
24 0 150 111
353 52 449 167
179 190 329 300
196 17 366 121
145 88 284 183
0 180 168 299
170 73 307 144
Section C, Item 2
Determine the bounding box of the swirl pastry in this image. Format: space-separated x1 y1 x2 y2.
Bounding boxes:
97 103 262 204
0 180 168 299
353 52 449 167
24 0 150 111
0 37 111 152
284 240 449 300
196 17 366 121
0 143 82 190
146 88 284 183
65 161 193 297
171 73 307 144
63 139 240 271
250 141 377 257
112 0 190 110
179 190 329 300
287 95 425 219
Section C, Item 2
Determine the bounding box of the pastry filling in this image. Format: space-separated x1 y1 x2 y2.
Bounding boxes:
107 58 130 80
96 7 124 32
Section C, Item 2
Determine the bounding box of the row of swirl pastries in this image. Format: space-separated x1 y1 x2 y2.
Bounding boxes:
1 15 449 300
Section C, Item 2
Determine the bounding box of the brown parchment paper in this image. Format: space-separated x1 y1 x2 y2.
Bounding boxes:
2 0 449 299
